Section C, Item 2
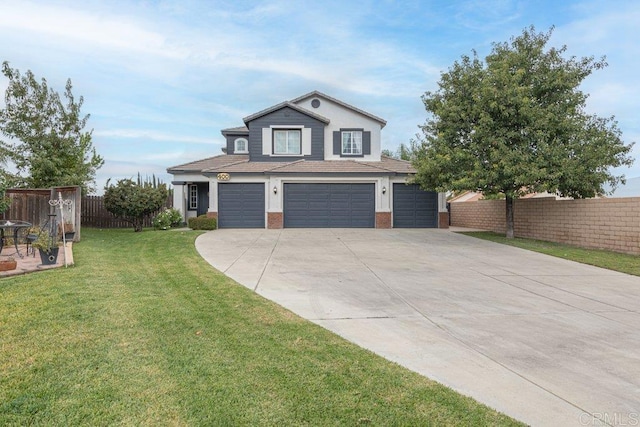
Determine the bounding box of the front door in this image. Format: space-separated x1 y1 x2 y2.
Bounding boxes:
197 183 209 217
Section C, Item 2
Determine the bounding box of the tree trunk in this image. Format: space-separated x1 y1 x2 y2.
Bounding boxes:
505 195 514 239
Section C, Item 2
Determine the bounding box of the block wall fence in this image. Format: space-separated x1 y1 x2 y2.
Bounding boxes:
450 197 640 255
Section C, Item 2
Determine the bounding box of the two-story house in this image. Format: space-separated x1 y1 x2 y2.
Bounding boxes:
167 91 448 229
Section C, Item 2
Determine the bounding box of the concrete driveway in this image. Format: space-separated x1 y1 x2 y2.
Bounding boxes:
196 229 640 426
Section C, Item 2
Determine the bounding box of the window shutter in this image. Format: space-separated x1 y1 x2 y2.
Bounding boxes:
302 128 312 155
363 131 371 155
262 128 271 155
333 131 341 155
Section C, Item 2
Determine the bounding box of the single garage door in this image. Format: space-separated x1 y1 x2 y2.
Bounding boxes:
284 183 375 228
393 184 438 228
218 183 265 228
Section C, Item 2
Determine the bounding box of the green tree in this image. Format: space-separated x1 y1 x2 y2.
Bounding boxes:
414 26 634 238
0 175 10 214
0 61 104 194
104 175 168 232
382 141 418 161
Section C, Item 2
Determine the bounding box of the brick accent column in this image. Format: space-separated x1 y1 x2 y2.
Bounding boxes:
376 212 391 229
206 212 218 219
268 212 283 229
438 212 449 229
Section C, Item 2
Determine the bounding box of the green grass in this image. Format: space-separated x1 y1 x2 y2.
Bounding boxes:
461 231 640 276
1 228 522 426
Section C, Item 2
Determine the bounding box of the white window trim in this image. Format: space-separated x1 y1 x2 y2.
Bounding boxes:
234 138 248 153
188 184 198 210
273 129 301 155
341 130 363 155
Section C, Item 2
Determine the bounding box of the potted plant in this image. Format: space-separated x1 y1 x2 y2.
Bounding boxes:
32 229 59 266
60 221 75 241
0 255 17 272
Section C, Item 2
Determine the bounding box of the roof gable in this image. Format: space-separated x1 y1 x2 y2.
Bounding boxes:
242 101 330 125
290 90 387 128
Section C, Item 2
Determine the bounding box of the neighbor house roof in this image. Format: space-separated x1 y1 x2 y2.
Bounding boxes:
448 190 586 202
291 90 387 128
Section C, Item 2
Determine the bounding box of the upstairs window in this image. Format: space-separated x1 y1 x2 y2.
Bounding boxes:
341 130 362 155
273 129 301 155
234 138 248 153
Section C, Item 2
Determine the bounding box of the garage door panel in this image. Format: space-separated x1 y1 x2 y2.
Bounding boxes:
218 183 265 228
284 183 374 228
393 184 437 228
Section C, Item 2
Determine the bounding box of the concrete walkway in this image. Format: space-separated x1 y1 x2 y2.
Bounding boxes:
196 229 640 426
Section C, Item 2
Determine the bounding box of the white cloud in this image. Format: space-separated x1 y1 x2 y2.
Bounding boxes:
93 129 217 145
0 1 189 60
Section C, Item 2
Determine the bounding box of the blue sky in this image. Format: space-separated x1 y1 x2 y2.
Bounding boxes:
0 0 638 195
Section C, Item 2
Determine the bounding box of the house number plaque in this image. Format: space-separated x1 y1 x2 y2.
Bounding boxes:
217 173 230 181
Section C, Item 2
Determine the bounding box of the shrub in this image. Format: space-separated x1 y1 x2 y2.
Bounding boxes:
153 208 183 230
103 175 168 232
188 215 217 230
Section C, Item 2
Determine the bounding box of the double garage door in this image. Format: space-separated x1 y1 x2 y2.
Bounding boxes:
218 182 437 229
284 183 375 228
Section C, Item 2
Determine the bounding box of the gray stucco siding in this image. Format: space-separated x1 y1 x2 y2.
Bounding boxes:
247 107 325 162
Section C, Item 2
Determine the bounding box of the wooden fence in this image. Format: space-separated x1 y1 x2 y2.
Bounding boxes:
81 194 173 228
2 187 172 232
2 186 82 240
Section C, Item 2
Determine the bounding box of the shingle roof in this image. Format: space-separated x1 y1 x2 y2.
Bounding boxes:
265 159 393 174
211 161 293 173
166 154 249 173
221 126 249 134
172 154 415 175
290 90 387 128
363 156 416 174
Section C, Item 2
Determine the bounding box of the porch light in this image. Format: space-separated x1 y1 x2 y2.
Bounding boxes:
382 186 386 194
273 186 278 194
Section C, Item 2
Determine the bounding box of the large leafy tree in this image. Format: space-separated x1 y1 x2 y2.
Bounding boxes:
414 26 634 238
0 61 104 194
104 175 168 232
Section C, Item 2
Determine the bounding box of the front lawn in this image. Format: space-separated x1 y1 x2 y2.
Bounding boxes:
461 231 640 276
1 228 522 426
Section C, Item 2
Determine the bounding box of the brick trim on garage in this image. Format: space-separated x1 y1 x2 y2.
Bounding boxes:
268 212 283 229
376 212 391 228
